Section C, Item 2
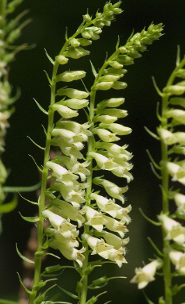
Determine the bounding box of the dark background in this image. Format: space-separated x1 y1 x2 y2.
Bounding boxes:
0 0 185 303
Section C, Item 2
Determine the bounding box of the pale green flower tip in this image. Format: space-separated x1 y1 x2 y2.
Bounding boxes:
163 85 185 96
52 104 79 118
94 82 113 91
56 70 86 82
63 98 89 109
83 14 92 22
94 115 118 124
65 47 90 59
112 81 128 90
56 55 69 65
69 38 80 47
57 88 89 99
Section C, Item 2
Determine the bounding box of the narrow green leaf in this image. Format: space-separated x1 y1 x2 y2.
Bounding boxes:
152 76 163 96
17 272 31 294
16 243 35 264
90 60 97 77
143 291 155 304
0 194 17 213
57 286 79 299
33 98 48 115
27 136 45 150
45 252 61 259
17 193 38 205
44 48 54 64
28 155 42 172
147 237 163 257
3 181 41 193
139 208 161 226
43 70 52 84
144 126 159 140
19 212 39 223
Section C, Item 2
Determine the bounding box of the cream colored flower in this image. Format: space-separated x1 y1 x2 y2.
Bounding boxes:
131 260 162 289
174 193 185 213
168 248 185 274
158 214 185 244
82 206 107 232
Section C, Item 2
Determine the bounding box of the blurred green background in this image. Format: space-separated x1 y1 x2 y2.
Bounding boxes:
1 0 185 303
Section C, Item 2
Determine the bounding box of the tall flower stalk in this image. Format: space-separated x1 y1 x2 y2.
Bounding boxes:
16 2 164 303
131 49 185 304
0 0 31 231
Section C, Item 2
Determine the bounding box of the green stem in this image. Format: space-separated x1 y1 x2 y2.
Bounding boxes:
0 0 7 29
28 61 59 304
160 57 185 304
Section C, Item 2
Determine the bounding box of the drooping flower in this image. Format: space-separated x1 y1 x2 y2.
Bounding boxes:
168 248 185 274
131 260 163 289
158 214 185 244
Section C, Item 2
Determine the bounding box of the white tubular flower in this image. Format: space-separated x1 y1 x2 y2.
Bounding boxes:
157 128 177 145
53 182 85 208
93 128 120 142
56 121 92 138
166 161 185 185
56 156 90 182
52 128 88 144
131 260 162 289
46 161 78 186
158 214 185 244
96 142 133 161
93 177 127 203
111 164 133 182
89 151 117 171
51 200 85 227
52 104 78 118
168 248 185 274
106 248 127 267
57 87 89 99
52 139 84 160
166 109 185 124
50 239 85 267
90 193 131 222
101 230 128 250
42 210 78 239
174 193 185 213
99 123 132 135
82 206 107 232
103 214 128 238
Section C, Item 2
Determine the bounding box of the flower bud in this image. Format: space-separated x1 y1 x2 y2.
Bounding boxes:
112 81 127 90
52 104 78 118
0 160 8 183
94 82 113 90
83 14 92 22
117 55 134 65
62 98 89 109
97 108 127 118
57 87 89 99
94 115 118 123
108 60 123 69
56 55 69 65
97 97 125 109
65 47 90 59
99 123 132 135
99 75 121 82
163 85 185 95
70 38 80 47
93 128 120 142
174 193 185 213
56 70 86 82
77 38 92 46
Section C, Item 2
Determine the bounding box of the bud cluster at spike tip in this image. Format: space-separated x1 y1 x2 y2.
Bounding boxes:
40 1 164 270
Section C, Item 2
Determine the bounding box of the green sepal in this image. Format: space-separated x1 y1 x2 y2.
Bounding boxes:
90 60 97 77
33 293 45 304
86 291 107 304
33 98 48 115
144 126 159 140
16 243 34 264
17 272 31 294
152 77 163 97
44 48 54 65
3 181 41 193
57 286 79 299
146 149 161 170
0 194 17 213
27 136 45 150
19 212 39 223
45 252 61 259
43 70 52 84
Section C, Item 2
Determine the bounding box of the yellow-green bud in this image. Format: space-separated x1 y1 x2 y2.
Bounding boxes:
94 82 113 90
97 97 125 109
83 14 92 22
0 160 8 184
65 47 90 59
70 38 80 47
56 70 86 82
99 75 121 82
57 88 89 99
112 81 127 90
108 60 123 69
163 85 185 95
56 55 69 65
